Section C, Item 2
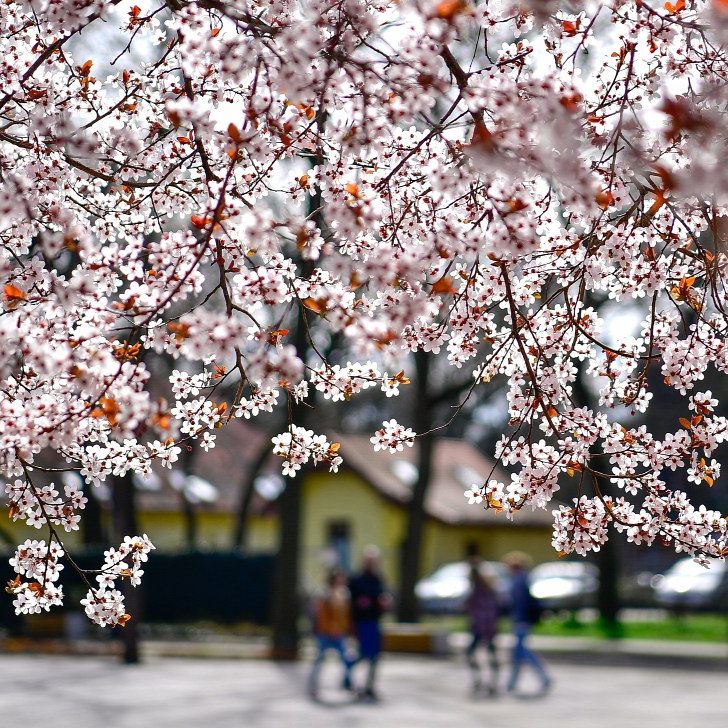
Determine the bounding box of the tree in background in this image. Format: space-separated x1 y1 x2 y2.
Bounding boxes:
2 0 728 635
396 351 496 623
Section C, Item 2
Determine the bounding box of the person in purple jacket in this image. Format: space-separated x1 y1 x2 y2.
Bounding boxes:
503 551 551 694
464 560 500 695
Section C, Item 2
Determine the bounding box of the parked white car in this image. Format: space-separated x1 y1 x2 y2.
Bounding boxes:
528 561 599 611
652 557 728 612
415 561 509 614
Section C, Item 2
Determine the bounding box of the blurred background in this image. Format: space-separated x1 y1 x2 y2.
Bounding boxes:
2 338 728 666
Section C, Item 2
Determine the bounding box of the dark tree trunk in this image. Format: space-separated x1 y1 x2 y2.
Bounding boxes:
270 271 313 660
180 494 197 551
177 444 198 551
572 371 622 630
232 440 273 550
595 514 621 632
270 114 325 658
397 350 433 623
81 479 105 546
590 447 621 632
111 472 141 664
270 464 304 659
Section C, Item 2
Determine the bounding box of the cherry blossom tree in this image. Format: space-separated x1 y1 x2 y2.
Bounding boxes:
3 0 728 628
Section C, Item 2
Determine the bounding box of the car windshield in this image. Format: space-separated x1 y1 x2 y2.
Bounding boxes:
430 563 469 581
531 562 597 579
427 561 505 583
479 563 506 580
665 558 727 577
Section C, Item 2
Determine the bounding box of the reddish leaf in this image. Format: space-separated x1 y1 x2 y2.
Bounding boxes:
190 215 210 230
431 275 456 295
435 0 468 19
227 123 241 143
4 284 27 302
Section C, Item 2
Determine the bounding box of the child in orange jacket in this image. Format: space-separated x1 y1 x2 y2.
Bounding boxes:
307 569 355 699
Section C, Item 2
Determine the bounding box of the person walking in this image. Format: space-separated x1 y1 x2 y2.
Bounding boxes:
307 569 355 700
464 560 500 695
503 551 551 695
349 545 388 701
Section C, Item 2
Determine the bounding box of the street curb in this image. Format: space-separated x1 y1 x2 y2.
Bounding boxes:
3 635 728 671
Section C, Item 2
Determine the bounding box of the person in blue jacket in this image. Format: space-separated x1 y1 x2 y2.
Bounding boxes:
503 551 551 694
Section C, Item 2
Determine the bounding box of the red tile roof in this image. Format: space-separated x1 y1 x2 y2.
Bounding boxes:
331 433 553 527
131 423 553 528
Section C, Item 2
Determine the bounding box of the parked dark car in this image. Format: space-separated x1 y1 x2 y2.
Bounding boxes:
528 561 599 611
652 557 728 612
415 561 509 614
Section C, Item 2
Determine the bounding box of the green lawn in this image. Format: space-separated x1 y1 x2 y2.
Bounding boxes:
420 613 728 643
533 613 728 642
140 612 728 644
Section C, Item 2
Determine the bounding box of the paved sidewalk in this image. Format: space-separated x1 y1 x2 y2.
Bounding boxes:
1 653 726 728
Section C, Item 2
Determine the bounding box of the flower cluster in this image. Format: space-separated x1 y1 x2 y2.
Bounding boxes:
6 479 86 533
370 420 417 454
7 540 64 615
271 426 343 477
80 535 155 627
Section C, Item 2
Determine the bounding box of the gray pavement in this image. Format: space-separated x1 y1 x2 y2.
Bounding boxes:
2 653 727 728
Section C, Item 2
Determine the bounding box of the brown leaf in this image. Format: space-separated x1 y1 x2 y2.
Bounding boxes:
266 329 289 345
469 120 495 150
4 284 27 303
595 189 614 210
392 370 411 385
664 0 685 13
5 575 21 594
168 321 190 343
190 214 210 230
435 0 469 20
431 275 456 295
303 298 327 315
227 123 241 143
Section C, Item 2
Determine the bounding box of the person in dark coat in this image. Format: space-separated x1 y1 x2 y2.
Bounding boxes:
464 561 500 695
349 545 388 700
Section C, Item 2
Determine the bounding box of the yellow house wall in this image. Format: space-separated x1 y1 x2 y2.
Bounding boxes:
301 470 403 588
422 522 553 575
0 507 277 555
299 471 554 589
136 511 277 552
1 516 84 551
